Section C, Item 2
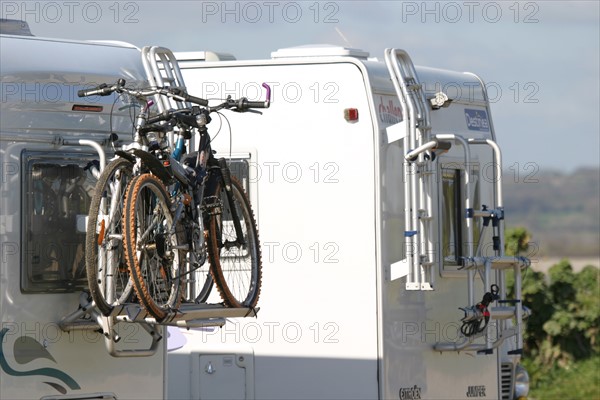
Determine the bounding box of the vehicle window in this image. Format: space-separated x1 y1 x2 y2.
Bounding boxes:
441 166 480 267
227 158 251 194
22 152 97 292
442 168 461 264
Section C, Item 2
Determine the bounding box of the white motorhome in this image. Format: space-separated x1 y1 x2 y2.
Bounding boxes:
169 45 530 400
0 32 170 399
0 23 530 399
0 29 257 399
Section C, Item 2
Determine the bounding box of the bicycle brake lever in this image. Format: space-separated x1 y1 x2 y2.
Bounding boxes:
238 109 263 115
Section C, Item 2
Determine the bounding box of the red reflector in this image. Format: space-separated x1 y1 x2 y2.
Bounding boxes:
72 105 103 112
344 108 358 122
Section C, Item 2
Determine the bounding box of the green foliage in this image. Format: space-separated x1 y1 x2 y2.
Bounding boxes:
524 356 600 399
505 226 531 256
505 228 600 398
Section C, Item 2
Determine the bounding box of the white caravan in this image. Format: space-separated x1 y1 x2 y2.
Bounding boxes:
0 24 530 399
0 32 171 399
169 45 530 400
0 31 256 399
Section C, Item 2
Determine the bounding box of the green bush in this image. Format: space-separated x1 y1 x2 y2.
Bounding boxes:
523 356 600 399
504 228 600 396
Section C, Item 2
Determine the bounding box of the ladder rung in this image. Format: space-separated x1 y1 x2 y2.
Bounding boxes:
490 306 517 320
489 305 530 320
473 209 504 219
461 256 529 270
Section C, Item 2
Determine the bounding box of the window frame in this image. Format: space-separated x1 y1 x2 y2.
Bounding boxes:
20 150 97 293
438 161 481 275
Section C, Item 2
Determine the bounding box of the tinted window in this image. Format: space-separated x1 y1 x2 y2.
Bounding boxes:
22 152 97 292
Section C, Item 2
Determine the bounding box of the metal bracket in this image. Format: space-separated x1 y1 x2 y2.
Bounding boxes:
59 292 260 357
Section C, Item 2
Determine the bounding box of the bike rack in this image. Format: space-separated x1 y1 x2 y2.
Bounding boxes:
59 293 259 357
58 50 261 357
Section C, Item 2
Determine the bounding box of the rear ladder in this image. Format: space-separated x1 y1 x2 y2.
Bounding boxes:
141 45 190 112
384 48 436 291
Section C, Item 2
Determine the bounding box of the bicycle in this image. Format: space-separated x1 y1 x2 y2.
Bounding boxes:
80 79 269 321
82 80 203 317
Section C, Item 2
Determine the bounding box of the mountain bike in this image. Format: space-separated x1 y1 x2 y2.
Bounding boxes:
80 79 269 321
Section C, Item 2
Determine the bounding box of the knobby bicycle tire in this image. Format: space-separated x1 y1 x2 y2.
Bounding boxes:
206 175 262 308
122 173 183 321
85 157 134 316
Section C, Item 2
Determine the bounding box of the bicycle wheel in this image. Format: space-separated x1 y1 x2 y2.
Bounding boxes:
123 173 183 321
85 157 134 316
206 175 261 308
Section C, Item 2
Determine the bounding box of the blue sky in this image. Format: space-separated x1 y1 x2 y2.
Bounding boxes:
3 1 599 172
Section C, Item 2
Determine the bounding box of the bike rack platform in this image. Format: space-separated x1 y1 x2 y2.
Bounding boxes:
58 292 259 357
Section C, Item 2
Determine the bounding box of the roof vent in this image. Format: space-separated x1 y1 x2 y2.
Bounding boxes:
271 44 369 59
175 51 236 65
0 19 33 36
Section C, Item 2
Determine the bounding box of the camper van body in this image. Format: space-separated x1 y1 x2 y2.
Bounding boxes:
1 31 526 399
0 34 167 399
167 46 524 400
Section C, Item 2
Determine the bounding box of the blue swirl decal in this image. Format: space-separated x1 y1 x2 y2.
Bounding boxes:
0 327 80 391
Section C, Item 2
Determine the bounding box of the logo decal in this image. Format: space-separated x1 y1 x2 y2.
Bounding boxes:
466 385 487 397
399 384 422 400
0 327 81 393
378 96 403 125
465 108 490 132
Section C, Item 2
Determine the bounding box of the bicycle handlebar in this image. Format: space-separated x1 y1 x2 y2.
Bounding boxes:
244 82 271 109
77 80 270 135
208 83 271 112
78 80 271 112
241 82 271 109
77 79 209 106
146 110 172 125
170 88 209 107
77 82 115 97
